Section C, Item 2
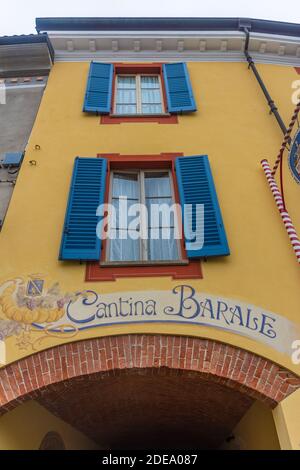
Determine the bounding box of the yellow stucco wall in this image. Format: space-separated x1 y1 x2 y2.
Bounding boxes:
273 388 300 450
0 400 99 449
222 400 280 450
0 61 299 374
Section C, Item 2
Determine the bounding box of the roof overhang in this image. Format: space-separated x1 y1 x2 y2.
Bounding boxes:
0 34 53 78
35 17 300 66
35 17 300 36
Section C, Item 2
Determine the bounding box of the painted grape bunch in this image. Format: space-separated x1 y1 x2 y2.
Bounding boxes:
0 279 78 333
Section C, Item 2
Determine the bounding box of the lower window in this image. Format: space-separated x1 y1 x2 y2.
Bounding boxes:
107 169 181 263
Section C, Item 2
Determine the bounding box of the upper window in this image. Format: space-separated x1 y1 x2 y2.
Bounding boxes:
115 75 164 115
83 62 197 119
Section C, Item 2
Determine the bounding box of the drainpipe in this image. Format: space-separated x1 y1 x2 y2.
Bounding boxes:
243 27 287 135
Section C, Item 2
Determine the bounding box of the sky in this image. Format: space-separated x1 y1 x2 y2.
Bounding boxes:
1 0 300 36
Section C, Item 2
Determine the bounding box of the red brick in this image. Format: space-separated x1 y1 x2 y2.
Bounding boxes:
0 335 299 415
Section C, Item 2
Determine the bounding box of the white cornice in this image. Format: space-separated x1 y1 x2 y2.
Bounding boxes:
48 30 300 66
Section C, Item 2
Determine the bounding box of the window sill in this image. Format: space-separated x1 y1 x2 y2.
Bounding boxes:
110 113 171 118
86 259 202 281
100 114 178 125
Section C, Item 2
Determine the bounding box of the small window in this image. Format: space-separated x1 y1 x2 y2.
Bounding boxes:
107 169 180 263
114 75 164 116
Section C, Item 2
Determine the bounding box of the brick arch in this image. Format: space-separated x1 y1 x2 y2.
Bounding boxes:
0 334 300 415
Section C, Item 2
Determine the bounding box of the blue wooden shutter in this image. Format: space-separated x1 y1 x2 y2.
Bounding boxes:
175 155 229 258
83 62 113 113
59 157 107 260
162 62 196 113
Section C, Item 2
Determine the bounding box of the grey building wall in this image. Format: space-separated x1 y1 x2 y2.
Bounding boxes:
0 35 51 228
0 80 47 228
0 82 46 155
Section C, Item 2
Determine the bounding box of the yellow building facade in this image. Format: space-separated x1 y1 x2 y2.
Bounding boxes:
0 17 300 450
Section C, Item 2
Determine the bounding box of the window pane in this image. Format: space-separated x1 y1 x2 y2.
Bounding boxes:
111 172 139 231
141 89 161 104
111 199 140 229
141 76 162 114
117 89 136 104
116 104 137 114
141 104 162 114
145 173 175 228
116 76 137 114
144 172 171 197
112 173 139 199
117 76 136 88
110 230 140 261
148 228 179 261
141 76 160 88
146 198 175 228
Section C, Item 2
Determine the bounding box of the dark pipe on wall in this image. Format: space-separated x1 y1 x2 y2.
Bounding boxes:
243 28 287 136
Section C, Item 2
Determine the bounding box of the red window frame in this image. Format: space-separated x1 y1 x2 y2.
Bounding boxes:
100 64 178 125
85 153 202 281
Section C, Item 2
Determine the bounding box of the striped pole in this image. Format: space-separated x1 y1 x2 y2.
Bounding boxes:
271 100 300 177
261 159 300 263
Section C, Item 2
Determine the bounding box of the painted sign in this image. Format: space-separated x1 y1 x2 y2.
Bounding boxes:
289 128 300 184
0 276 299 356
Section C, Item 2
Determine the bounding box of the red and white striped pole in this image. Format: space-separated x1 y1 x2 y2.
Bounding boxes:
261 159 300 263
272 101 300 177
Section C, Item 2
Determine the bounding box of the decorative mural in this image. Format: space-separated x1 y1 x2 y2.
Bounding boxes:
0 275 84 351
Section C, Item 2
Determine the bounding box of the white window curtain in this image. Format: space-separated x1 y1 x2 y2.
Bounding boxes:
109 171 179 262
141 76 163 114
115 76 137 115
115 75 163 115
145 172 178 261
110 173 140 261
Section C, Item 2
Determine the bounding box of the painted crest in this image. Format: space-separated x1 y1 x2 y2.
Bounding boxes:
26 279 44 297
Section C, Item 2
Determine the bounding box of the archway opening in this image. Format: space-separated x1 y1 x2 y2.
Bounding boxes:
36 369 253 449
1 335 299 450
